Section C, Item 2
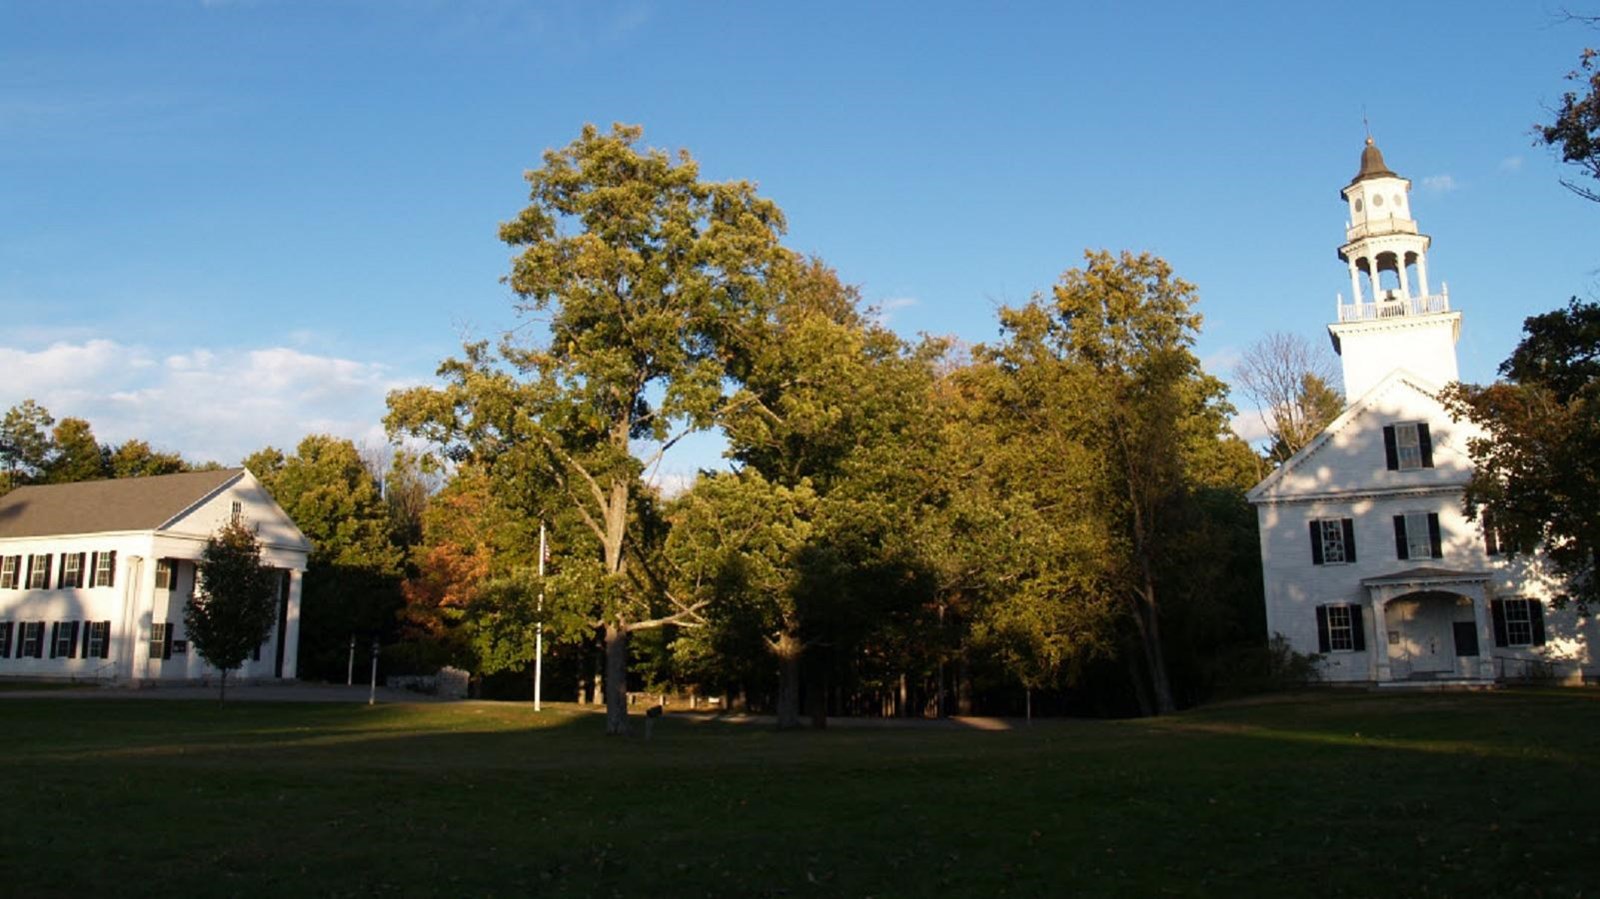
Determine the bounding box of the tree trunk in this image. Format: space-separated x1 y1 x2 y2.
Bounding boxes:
1132 585 1176 714
773 631 803 730
1025 687 1032 725
602 623 629 735
957 651 972 716
218 668 228 702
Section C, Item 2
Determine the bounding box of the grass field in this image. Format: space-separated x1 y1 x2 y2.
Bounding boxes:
2 690 1597 897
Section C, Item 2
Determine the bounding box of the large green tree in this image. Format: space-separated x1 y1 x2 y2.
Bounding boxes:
245 435 404 680
980 251 1238 715
1443 298 1600 610
1 400 55 491
188 519 280 700
388 124 788 734
46 417 109 483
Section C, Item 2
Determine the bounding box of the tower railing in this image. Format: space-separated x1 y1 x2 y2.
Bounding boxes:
1345 216 1419 240
1336 290 1450 322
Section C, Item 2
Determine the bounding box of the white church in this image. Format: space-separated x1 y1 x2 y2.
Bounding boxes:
1247 138 1597 685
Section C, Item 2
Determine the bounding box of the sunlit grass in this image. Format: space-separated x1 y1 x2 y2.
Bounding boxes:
1 690 1596 896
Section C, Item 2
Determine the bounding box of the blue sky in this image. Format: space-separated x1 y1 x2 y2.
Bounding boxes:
2 1 1595 484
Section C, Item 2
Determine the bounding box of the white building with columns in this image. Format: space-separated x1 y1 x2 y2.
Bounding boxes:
0 468 309 683
1247 138 1597 685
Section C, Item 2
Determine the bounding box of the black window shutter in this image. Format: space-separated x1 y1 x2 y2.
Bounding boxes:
57 554 67 585
99 621 111 659
1484 513 1499 556
48 622 59 658
1530 601 1547 646
88 552 98 586
107 551 117 588
36 622 46 658
1393 516 1409 559
42 554 51 590
0 621 11 657
162 625 173 660
80 620 90 657
1342 519 1357 563
77 553 87 587
1427 513 1443 559
1490 600 1508 647
1383 425 1399 470
1350 604 1367 651
24 555 34 587
1309 521 1324 564
1316 605 1331 652
1418 423 1434 467
66 621 79 658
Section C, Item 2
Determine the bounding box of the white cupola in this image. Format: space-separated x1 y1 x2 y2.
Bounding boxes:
1327 138 1461 399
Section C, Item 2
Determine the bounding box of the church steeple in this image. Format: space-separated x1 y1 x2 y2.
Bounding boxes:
1327 138 1461 398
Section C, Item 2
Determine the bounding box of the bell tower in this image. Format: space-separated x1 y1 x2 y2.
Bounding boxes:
1326 137 1461 399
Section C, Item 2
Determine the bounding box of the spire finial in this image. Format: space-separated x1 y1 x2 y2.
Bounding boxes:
1363 106 1372 143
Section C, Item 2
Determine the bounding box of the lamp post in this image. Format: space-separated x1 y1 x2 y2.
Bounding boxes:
346 634 355 687
534 521 546 712
367 637 379 706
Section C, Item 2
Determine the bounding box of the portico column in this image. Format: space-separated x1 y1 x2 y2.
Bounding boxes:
1417 255 1431 298
1370 593 1392 682
1399 253 1413 301
1368 263 1382 305
1348 258 1363 305
1471 587 1495 681
281 569 304 680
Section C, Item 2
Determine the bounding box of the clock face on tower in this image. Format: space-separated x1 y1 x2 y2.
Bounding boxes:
1373 194 1384 208
1354 198 1363 212
1394 194 1404 208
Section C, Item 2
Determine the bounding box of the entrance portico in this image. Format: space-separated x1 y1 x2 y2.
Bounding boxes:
1361 567 1494 683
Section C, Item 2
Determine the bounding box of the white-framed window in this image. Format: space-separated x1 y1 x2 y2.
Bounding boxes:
1327 605 1354 651
86 620 109 659
1503 599 1534 647
0 556 18 589
155 559 176 591
1395 423 1423 470
52 621 77 658
1405 512 1433 559
26 554 50 589
92 552 115 588
231 500 243 524
62 553 82 588
1312 518 1354 565
149 622 172 661
1384 422 1434 471
19 622 44 658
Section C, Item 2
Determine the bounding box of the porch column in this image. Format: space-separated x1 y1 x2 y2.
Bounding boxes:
1470 586 1495 680
1369 593 1392 682
280 569 304 680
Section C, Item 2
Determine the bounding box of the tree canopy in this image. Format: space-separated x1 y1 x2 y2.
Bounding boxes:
188 519 281 700
1443 298 1600 610
388 123 790 733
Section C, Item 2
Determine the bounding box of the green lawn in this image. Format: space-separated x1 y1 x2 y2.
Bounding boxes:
2 691 1597 897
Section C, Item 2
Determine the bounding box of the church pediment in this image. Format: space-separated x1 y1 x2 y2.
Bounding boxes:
1247 368 1474 504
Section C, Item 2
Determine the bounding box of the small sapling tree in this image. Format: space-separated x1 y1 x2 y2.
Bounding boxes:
188 519 280 700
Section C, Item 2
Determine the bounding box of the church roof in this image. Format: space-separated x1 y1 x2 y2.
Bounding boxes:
0 469 243 538
1351 137 1398 184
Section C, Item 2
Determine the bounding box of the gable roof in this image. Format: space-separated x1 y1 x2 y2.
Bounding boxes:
1246 368 1448 504
0 469 243 539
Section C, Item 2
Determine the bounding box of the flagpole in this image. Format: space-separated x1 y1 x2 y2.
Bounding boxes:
534 520 546 712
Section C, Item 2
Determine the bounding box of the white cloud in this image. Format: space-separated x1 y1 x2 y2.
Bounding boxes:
1202 347 1242 376
870 295 919 325
1499 155 1524 173
1229 411 1273 445
1422 174 1458 194
0 338 415 466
